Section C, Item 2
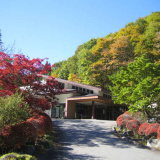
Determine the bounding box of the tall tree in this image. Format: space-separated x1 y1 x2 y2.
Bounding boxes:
109 54 160 121
0 52 62 111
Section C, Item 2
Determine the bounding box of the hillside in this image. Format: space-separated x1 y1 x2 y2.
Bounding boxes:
51 12 160 90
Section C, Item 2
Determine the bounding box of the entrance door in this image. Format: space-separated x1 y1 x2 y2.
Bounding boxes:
51 105 65 118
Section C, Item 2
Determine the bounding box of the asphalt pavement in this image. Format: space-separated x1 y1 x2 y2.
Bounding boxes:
38 119 160 160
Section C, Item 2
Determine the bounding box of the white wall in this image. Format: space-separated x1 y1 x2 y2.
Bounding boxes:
56 93 80 104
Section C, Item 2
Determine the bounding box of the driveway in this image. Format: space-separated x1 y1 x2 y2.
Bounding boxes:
39 119 160 160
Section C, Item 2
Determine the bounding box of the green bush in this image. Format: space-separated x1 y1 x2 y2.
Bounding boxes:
0 152 36 160
0 92 31 130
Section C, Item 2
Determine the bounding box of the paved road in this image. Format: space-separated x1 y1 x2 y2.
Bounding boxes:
39 119 160 160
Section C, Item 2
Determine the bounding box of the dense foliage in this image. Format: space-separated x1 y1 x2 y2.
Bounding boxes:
109 54 160 119
145 123 160 137
0 111 52 154
138 123 149 135
0 52 61 154
0 121 36 153
0 52 62 111
116 113 160 140
116 113 133 130
50 12 160 118
51 12 160 89
126 120 141 133
0 92 31 130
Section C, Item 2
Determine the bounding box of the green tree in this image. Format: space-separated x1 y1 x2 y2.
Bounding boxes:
77 49 94 84
109 54 160 121
0 92 31 129
58 61 69 80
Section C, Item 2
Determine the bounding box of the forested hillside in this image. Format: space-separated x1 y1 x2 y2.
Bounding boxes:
51 12 160 90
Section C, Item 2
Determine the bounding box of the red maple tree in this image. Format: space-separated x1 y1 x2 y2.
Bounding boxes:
0 52 62 111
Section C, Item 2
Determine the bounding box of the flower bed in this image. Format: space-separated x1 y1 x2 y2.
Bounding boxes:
115 111 160 150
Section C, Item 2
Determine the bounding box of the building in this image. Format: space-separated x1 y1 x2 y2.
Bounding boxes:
40 75 127 120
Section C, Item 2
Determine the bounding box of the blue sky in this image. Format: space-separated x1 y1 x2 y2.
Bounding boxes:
0 0 159 64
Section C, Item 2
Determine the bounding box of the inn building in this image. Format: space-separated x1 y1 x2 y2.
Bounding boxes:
40 75 126 120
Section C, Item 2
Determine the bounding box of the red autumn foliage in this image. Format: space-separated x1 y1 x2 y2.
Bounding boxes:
126 120 141 132
123 111 131 116
31 109 52 128
0 90 13 96
27 117 44 136
0 109 52 152
145 123 160 136
138 122 149 135
121 119 129 128
27 114 52 136
116 114 133 127
157 126 160 140
0 121 36 152
0 52 63 111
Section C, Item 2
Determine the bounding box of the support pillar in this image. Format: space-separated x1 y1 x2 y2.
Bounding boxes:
91 101 95 119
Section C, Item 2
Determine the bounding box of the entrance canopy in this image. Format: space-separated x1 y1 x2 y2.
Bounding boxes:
66 95 114 105
65 95 115 119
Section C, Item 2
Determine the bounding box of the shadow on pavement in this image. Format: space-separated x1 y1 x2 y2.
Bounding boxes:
37 119 149 160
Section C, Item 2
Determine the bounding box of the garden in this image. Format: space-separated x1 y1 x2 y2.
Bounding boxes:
114 111 160 150
0 52 63 159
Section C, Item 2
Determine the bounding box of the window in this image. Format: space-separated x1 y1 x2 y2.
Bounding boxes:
72 85 76 89
90 90 94 94
59 82 64 89
103 93 112 99
83 88 86 92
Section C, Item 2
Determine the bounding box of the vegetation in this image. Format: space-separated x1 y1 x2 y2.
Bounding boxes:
109 54 160 120
51 12 160 87
0 10 160 157
0 52 63 111
0 92 31 130
51 11 160 120
0 52 62 157
115 112 160 148
0 152 36 160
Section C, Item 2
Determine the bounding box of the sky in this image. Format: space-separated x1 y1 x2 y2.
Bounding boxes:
0 0 159 64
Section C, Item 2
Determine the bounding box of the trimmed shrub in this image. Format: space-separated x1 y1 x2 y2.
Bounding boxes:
145 123 160 137
0 121 36 153
116 114 133 127
27 116 45 136
157 126 160 140
0 152 36 160
123 111 131 116
126 119 141 133
138 122 149 135
32 109 52 131
132 111 147 123
27 114 52 137
121 119 129 128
